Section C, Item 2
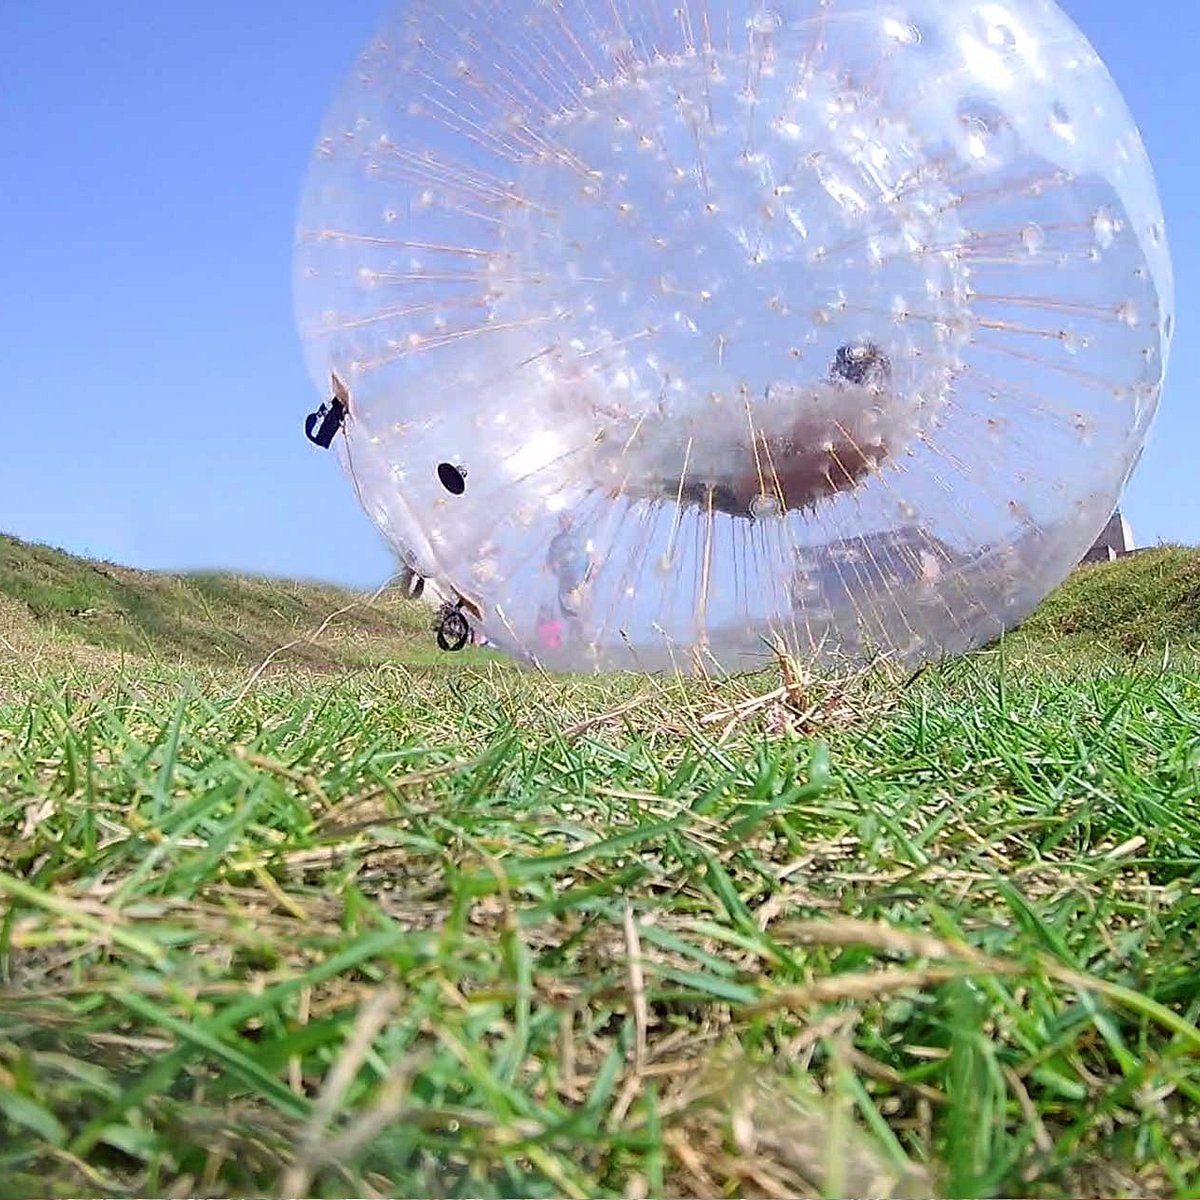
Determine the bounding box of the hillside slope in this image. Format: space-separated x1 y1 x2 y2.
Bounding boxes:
1014 545 1200 655
0 532 443 671
2 532 1197 669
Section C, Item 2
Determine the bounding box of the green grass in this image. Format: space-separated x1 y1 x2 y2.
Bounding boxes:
0 532 457 672
1 534 1199 1198
1017 546 1200 658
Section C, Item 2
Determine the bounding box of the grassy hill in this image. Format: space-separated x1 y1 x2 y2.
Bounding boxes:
2 532 1199 1200
1017 546 1200 656
0 532 448 672
4 531 1200 672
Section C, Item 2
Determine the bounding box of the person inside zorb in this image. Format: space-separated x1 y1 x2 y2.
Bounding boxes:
544 513 594 636
637 340 895 520
295 0 1174 674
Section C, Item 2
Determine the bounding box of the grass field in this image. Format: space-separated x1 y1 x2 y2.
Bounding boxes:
2 532 1199 1199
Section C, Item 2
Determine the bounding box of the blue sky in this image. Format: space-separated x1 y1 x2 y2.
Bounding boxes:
0 1 1195 589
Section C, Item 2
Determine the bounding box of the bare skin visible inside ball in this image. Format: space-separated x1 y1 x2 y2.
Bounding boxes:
606 341 902 519
727 342 896 516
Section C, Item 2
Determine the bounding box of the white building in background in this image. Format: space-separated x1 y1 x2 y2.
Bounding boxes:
1082 509 1136 565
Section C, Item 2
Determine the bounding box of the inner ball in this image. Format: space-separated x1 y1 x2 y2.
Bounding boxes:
491 50 972 516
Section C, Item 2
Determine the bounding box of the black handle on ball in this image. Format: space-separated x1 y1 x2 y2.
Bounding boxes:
305 397 347 449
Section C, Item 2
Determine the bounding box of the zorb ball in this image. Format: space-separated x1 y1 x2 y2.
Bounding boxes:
294 0 1173 674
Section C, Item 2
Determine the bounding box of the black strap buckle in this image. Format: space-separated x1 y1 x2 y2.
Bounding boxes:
305 373 351 449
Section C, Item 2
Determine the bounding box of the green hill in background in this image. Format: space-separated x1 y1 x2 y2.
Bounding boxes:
0 532 437 671
1016 544 1200 654
3 528 1200 1199
2 531 1197 671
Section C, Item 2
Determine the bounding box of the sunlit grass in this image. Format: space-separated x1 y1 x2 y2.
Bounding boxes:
2 631 1199 1198
2 535 1199 1197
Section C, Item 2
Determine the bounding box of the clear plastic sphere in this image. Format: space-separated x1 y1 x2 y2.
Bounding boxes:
294 0 1173 674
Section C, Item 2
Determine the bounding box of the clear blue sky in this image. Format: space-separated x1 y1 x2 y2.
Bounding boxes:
1 1 1195 589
